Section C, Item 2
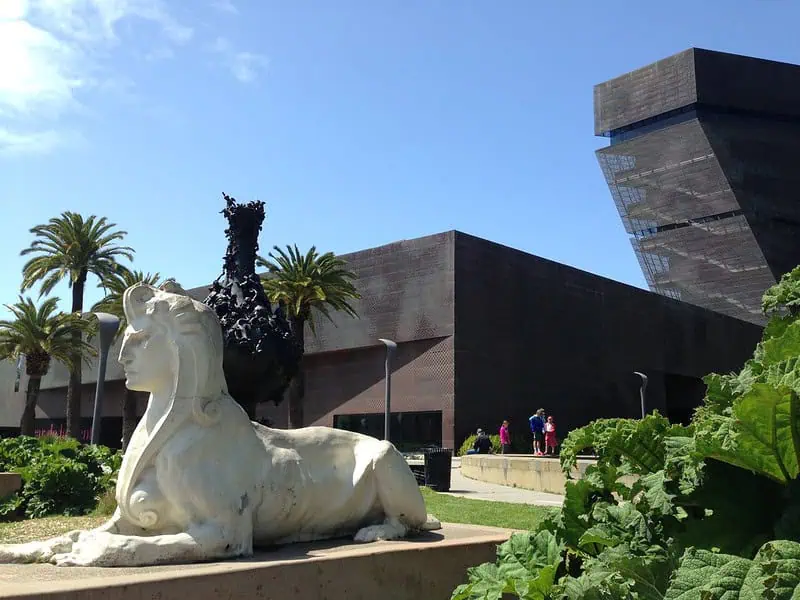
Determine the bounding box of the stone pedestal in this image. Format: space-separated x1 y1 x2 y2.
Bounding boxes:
0 523 511 600
0 473 21 500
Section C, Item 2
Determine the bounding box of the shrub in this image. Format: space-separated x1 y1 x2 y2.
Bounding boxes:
457 434 532 456
457 434 502 456
93 487 118 517
0 435 121 520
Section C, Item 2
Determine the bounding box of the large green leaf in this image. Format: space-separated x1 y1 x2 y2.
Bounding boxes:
559 477 610 552
762 265 800 316
450 530 564 600
578 501 652 553
672 460 780 557
696 384 800 484
664 540 800 600
760 320 800 373
558 544 676 600
559 414 685 477
451 563 506 600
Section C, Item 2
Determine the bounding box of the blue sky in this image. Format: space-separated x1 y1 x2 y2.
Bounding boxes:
1 0 798 318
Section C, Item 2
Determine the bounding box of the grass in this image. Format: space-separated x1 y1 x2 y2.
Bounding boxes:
421 487 556 531
0 515 107 544
0 491 555 544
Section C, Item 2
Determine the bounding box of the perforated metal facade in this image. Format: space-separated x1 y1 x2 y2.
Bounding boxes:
596 49 800 324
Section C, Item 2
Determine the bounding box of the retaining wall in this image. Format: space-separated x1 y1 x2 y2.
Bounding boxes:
461 455 596 494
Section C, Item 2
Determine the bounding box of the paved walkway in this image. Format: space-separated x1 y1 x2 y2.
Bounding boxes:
442 461 564 507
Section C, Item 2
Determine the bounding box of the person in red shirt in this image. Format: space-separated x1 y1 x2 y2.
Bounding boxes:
499 420 511 454
544 416 558 456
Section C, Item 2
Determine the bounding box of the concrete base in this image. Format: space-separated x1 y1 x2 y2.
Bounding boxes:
0 523 511 600
0 474 21 499
461 455 596 494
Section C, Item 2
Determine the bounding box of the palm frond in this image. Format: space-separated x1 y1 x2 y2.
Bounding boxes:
0 296 96 374
260 244 361 336
20 212 135 297
91 270 164 338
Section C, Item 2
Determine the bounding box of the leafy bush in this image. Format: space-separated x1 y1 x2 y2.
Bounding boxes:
458 434 531 456
450 271 800 599
0 435 121 520
458 434 502 456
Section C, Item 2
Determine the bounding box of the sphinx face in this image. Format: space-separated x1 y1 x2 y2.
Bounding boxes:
118 318 175 393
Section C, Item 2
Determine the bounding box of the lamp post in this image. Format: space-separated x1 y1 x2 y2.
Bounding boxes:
378 338 397 442
633 371 648 419
90 312 120 445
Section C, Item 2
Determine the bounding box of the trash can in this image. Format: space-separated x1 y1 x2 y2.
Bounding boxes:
423 447 453 492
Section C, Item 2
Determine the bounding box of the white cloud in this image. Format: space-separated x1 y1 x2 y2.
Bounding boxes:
212 36 267 83
0 128 69 155
32 0 193 45
210 0 238 15
0 0 193 156
0 0 28 20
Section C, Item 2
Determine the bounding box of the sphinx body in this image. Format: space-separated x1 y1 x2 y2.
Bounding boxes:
0 284 439 567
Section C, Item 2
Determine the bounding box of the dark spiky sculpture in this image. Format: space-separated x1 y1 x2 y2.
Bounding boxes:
203 193 301 418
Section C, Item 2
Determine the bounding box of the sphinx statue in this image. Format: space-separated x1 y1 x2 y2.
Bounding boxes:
0 283 440 567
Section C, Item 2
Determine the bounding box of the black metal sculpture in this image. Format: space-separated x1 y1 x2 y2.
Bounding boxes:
204 193 301 418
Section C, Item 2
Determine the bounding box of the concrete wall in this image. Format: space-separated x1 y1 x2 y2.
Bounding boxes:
461 455 636 495
461 455 595 495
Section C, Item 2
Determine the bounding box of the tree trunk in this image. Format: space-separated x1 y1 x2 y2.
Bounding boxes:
287 316 306 429
121 389 141 451
66 273 86 440
20 376 41 436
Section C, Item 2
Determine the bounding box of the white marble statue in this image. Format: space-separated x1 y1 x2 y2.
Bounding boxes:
0 283 440 567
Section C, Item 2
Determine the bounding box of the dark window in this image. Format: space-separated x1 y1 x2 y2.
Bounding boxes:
664 373 706 425
333 411 442 452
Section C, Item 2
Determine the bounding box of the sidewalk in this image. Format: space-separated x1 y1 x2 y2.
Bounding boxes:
442 460 564 507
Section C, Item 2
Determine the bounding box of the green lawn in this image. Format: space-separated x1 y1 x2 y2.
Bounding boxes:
421 487 556 531
0 491 554 544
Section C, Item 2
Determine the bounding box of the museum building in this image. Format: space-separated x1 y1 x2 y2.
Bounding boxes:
0 231 762 450
596 48 800 325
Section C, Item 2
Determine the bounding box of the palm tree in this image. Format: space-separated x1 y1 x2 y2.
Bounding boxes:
20 213 134 439
258 245 360 428
91 270 167 450
0 297 95 436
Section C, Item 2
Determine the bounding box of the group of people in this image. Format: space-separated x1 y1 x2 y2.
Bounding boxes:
467 411 558 456
528 408 557 456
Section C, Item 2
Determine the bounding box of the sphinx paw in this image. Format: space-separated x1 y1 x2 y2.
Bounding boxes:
0 536 77 564
354 519 407 542
51 531 116 567
52 552 90 567
422 514 442 531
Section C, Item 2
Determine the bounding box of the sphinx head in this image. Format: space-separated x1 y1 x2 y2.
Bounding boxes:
119 283 228 401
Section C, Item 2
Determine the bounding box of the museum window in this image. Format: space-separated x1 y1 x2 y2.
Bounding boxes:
333 410 443 452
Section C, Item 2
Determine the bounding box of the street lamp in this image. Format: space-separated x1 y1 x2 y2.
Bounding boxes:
378 338 397 442
633 371 648 419
89 312 120 445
